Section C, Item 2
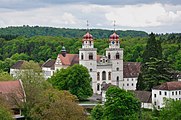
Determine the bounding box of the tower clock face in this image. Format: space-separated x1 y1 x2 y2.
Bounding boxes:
112 41 115 44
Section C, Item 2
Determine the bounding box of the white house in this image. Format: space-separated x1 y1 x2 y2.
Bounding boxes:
10 60 25 79
152 81 181 109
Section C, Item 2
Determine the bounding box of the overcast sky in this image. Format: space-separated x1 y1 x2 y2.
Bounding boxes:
0 0 181 33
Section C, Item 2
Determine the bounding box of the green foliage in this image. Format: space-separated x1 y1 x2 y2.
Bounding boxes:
11 53 29 61
159 99 181 120
0 106 12 120
0 26 148 38
30 88 87 120
91 104 104 120
137 58 173 91
104 86 141 120
0 70 14 81
143 33 162 63
137 33 174 91
49 64 93 100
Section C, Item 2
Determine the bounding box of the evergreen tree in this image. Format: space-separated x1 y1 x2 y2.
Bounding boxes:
137 33 172 91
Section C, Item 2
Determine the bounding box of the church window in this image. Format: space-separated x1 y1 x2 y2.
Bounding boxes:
116 67 119 71
89 53 93 60
159 91 161 95
97 72 100 81
97 84 100 91
116 52 120 59
81 53 84 60
90 68 92 72
108 53 111 59
165 92 167 96
127 83 129 86
132 83 134 86
102 71 106 80
108 72 111 80
117 76 119 86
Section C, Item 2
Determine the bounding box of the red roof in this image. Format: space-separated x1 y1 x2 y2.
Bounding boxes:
123 62 141 78
82 32 93 41
109 32 119 41
58 54 79 66
0 80 25 107
153 81 181 90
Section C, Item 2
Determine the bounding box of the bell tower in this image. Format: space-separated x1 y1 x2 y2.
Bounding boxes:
106 21 123 88
79 21 97 93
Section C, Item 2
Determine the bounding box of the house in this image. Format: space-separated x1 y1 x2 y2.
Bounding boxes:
0 80 26 118
10 60 25 79
152 81 181 109
41 59 56 79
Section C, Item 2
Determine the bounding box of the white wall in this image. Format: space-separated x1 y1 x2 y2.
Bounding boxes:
152 89 181 109
121 78 137 90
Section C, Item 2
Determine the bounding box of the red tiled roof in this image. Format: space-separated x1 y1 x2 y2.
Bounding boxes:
11 60 24 69
123 62 141 78
0 80 25 108
42 59 55 69
153 81 181 90
58 54 79 66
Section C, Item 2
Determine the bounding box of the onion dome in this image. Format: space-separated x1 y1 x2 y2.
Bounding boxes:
82 32 93 41
109 32 119 41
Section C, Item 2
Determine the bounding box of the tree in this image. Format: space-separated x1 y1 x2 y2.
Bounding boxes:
91 104 104 120
0 98 13 120
137 58 172 91
159 99 181 120
0 106 13 120
16 60 48 119
49 64 93 100
143 32 162 63
104 86 141 120
0 70 14 81
30 88 87 120
137 33 173 91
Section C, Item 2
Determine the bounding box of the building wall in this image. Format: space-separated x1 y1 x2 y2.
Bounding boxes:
152 89 181 109
42 67 55 79
122 78 137 90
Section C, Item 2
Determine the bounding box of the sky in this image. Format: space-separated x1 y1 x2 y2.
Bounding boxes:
0 0 181 33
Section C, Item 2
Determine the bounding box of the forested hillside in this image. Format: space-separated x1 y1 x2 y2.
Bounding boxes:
0 26 148 39
0 26 180 72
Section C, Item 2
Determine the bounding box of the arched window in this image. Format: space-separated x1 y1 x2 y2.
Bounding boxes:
81 53 84 60
97 84 100 91
102 71 106 80
108 53 111 59
117 76 119 86
108 72 111 80
116 67 119 71
97 72 100 81
90 68 92 72
116 52 119 59
89 53 93 60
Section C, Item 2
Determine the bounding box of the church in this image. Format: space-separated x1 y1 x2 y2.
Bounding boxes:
42 31 141 94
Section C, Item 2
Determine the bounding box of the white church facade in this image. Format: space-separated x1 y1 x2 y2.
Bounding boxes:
41 31 141 94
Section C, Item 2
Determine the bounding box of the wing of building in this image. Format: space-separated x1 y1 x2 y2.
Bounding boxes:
152 81 181 109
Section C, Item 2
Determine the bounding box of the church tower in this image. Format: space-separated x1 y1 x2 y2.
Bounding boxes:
106 32 123 88
79 32 97 93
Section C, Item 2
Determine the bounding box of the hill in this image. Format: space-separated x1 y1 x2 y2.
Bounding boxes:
0 26 148 39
